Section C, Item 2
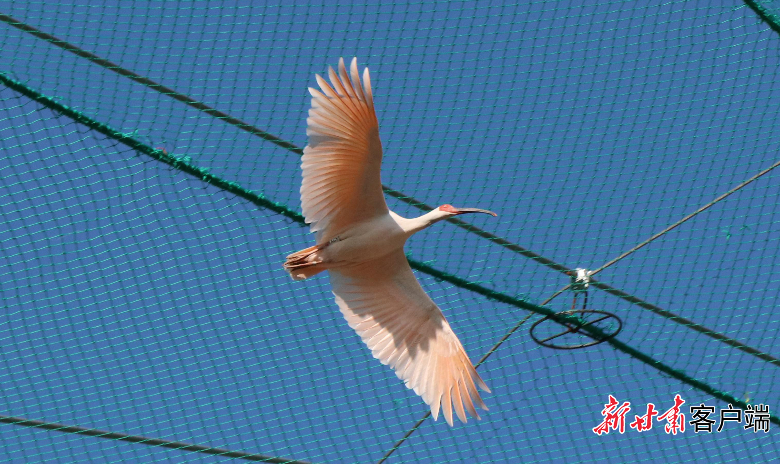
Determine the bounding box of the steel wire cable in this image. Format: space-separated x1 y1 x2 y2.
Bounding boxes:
1 13 773 369
3 73 777 464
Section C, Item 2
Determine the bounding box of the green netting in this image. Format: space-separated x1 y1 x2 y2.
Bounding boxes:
1 2 779 463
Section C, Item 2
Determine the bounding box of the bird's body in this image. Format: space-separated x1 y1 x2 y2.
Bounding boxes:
286 210 456 275
285 58 496 426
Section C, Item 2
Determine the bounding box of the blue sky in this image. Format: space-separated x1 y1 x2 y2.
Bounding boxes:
1 1 779 463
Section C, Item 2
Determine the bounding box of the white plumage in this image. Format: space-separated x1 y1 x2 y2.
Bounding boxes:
285 57 496 426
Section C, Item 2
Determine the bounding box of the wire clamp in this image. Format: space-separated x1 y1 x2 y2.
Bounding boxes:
570 268 591 294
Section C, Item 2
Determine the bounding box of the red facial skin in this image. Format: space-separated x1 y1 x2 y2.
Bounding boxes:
438 204 498 217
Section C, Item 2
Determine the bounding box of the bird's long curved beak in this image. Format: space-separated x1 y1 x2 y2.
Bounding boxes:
453 207 497 217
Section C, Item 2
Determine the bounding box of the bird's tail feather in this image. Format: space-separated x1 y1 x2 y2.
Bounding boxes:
284 245 327 280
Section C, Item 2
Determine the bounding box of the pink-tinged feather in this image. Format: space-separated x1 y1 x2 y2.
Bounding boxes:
337 58 358 100
307 115 355 135
460 371 479 419
442 386 454 427
329 251 488 426
299 59 387 236
326 67 347 97
315 74 339 98
350 58 367 104
362 67 374 110
452 380 467 424
287 58 493 426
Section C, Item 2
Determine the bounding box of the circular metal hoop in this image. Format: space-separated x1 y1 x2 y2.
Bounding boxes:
530 309 622 350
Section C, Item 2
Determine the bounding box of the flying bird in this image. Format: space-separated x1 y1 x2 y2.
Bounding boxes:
284 57 496 426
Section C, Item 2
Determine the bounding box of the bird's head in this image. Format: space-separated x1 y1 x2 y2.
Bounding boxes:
438 204 497 218
404 204 498 235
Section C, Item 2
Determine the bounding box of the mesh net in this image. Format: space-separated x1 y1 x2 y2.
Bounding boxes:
1 1 779 463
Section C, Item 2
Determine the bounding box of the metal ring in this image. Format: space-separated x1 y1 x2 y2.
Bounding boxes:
530 309 622 350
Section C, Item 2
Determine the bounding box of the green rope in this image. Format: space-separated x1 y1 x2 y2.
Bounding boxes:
742 0 780 36
591 279 780 367
0 415 311 464
5 13 776 374
0 73 300 224
0 13 302 155
3 72 776 434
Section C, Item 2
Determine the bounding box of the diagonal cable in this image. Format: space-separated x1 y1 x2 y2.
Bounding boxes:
588 158 780 280
5 7 780 464
589 278 780 367
484 157 780 373
4 13 777 371
6 21 779 378
0 415 311 464
4 73 778 463
377 159 780 459
0 13 301 155
0 12 571 273
548 158 780 365
5 66 779 395
379 258 780 462
378 150 780 462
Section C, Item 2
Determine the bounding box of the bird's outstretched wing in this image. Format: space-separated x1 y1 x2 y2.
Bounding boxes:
329 251 490 426
301 57 388 242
